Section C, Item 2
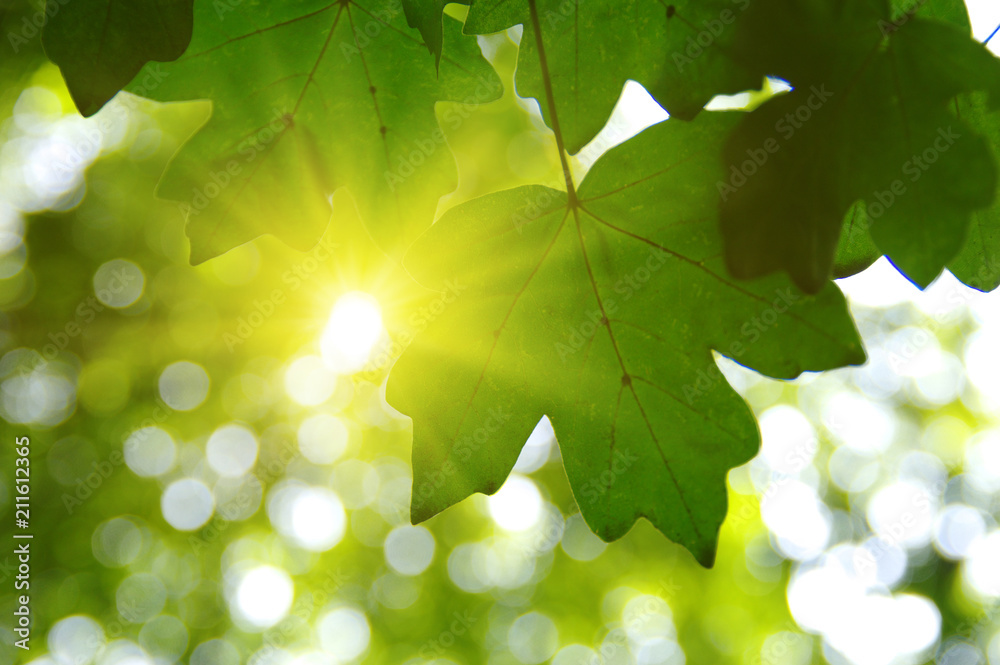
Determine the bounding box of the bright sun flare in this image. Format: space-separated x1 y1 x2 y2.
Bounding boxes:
320 291 384 375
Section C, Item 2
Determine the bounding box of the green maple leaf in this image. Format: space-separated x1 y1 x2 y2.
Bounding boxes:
834 2 1000 291
386 110 865 566
461 0 764 152
124 0 500 263
719 0 1000 293
42 0 194 116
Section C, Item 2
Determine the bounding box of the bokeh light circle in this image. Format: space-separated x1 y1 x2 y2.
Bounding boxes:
161 479 215 531
206 423 259 477
123 427 176 477
316 607 371 661
93 258 145 308
158 361 210 411
233 566 295 629
384 525 436 576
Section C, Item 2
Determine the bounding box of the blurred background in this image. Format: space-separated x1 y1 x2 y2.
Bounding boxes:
2 2 1000 664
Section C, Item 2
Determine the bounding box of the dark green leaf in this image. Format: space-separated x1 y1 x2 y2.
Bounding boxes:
720 4 1000 292
831 1 1000 291
43 0 194 116
402 0 470 66
947 92 1000 291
